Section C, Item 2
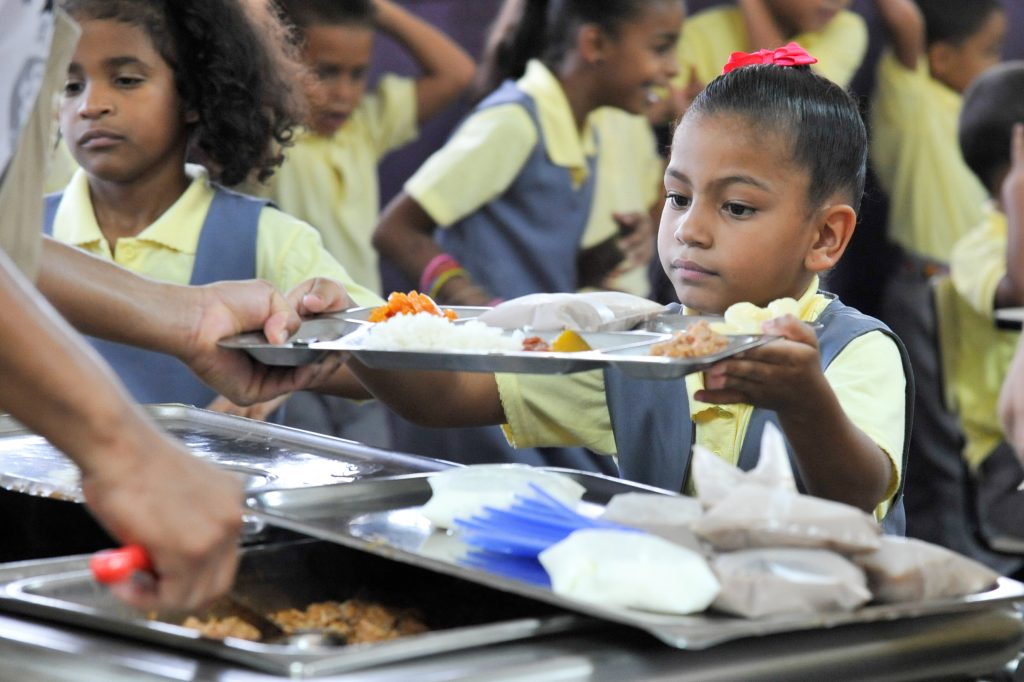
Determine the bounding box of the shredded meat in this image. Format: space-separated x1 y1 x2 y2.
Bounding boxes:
521 335 550 352
182 615 261 641
178 598 428 645
648 320 729 358
269 599 428 645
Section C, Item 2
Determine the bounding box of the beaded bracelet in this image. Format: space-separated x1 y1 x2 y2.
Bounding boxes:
428 267 470 300
419 253 461 293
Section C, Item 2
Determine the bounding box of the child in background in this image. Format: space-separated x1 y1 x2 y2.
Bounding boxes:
249 0 472 443
266 0 474 296
946 63 1024 574
48 0 380 411
337 48 912 531
371 0 683 472
669 0 867 108
578 107 665 298
869 0 1006 561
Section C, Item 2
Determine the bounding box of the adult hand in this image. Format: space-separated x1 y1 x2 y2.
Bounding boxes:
177 279 342 406
81 426 242 612
695 315 827 412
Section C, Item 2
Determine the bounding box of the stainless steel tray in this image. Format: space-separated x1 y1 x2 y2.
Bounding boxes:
245 472 1024 650
218 315 365 366
317 328 666 374
340 305 492 324
314 326 772 380
0 539 587 678
597 333 774 379
0 404 448 502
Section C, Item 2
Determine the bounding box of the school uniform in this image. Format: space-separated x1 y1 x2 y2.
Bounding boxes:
398 59 615 474
45 165 380 406
251 75 416 448
675 6 868 88
948 209 1024 571
870 50 992 559
258 75 417 296
582 108 663 297
497 277 910 527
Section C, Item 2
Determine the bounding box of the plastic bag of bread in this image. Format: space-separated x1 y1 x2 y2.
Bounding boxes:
538 528 720 614
711 548 871 618
692 483 882 554
852 536 1000 603
600 493 704 553
692 423 797 509
477 291 666 332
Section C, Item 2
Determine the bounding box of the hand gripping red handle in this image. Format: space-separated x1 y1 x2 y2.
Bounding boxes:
90 545 153 584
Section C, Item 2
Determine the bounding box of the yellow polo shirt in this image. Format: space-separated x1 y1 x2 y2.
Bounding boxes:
583 108 663 297
405 59 596 228
253 75 417 295
675 6 868 88
497 277 906 519
948 208 1020 470
50 166 381 306
870 51 988 263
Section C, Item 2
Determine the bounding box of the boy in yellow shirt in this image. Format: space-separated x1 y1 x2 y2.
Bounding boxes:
947 63 1024 574
870 0 1006 560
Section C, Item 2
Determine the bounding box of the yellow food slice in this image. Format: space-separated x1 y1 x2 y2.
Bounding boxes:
550 329 592 352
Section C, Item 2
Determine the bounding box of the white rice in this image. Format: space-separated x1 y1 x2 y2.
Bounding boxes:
360 313 524 351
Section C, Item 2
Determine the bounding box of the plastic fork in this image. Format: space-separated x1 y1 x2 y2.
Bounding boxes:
454 483 639 585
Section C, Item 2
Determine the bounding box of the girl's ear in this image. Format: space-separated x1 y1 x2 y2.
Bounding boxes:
184 109 200 124
926 41 956 85
804 203 856 273
577 23 608 65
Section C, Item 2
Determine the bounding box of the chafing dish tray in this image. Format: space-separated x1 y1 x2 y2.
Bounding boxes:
0 404 447 502
245 471 1024 651
0 538 585 678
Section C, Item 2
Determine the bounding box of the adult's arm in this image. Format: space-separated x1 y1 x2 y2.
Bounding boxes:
0 245 241 611
36 237 337 406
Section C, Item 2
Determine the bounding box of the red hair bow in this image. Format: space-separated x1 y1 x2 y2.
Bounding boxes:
722 42 818 74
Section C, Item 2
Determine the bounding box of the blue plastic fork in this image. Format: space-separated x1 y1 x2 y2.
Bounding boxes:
454 482 639 586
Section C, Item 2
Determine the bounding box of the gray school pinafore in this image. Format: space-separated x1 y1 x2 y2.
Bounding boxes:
604 297 914 535
396 78 615 474
43 187 265 407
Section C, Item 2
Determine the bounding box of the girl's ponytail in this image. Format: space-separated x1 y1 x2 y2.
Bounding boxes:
473 0 549 100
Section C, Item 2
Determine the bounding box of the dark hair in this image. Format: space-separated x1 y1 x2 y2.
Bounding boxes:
912 0 1003 47
683 64 867 213
959 61 1024 194
275 0 376 32
60 0 307 185
474 0 658 98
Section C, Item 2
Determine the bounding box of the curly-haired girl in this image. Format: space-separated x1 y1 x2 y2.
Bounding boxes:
46 0 379 409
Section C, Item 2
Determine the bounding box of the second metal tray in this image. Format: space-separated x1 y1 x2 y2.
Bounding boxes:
0 539 586 678
245 471 1024 651
0 405 449 502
